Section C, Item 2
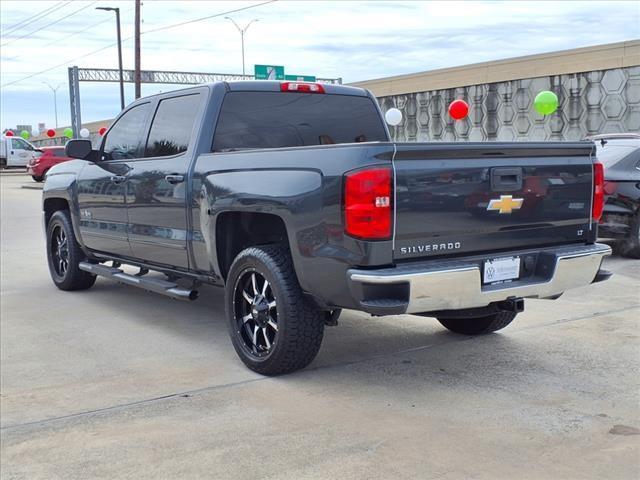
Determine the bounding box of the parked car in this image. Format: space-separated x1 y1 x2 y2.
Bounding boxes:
42 81 611 375
587 133 640 258
27 146 73 182
0 135 41 167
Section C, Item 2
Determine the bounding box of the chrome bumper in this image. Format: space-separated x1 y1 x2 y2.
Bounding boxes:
347 243 611 315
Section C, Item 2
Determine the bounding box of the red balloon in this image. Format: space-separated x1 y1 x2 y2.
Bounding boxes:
98 127 107 136
5 130 14 137
46 129 56 138
448 99 469 120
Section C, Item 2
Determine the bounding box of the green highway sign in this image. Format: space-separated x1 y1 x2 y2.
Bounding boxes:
254 65 285 80
284 74 317 82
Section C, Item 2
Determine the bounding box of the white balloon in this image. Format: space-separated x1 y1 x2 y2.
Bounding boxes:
385 108 403 126
79 128 90 138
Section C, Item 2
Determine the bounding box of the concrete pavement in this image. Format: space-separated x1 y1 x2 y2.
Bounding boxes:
1 173 639 479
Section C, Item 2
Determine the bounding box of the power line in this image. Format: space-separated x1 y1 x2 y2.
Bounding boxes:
40 15 115 48
1 1 70 37
1 39 127 88
1 0 278 89
1 1 98 47
140 0 277 36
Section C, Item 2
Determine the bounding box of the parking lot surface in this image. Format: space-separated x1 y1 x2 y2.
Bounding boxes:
1 173 639 479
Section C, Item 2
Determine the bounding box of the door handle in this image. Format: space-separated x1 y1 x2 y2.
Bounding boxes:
110 175 127 184
165 174 184 184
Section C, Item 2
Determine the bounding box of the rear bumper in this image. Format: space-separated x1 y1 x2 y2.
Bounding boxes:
347 243 611 315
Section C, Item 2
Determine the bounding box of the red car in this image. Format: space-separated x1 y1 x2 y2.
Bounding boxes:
26 146 72 182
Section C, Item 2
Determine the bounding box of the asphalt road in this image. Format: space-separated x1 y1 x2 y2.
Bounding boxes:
1 173 639 479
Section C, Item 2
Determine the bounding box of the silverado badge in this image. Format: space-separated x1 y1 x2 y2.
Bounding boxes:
487 195 524 214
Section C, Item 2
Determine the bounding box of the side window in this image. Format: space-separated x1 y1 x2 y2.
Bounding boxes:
12 138 32 150
103 103 150 160
144 94 201 158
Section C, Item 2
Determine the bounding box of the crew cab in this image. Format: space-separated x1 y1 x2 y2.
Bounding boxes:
42 81 611 375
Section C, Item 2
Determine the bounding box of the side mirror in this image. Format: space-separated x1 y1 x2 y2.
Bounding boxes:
65 139 94 160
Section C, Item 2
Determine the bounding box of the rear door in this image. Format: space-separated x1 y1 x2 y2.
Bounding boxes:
77 102 151 257
392 143 595 261
125 91 204 269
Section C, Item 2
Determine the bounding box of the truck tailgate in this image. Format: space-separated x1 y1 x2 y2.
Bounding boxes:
392 142 595 261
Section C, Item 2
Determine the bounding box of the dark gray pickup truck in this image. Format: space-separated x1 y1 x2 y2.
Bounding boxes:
43 81 611 375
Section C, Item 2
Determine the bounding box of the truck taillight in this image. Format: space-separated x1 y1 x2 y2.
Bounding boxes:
344 167 392 240
592 161 604 222
280 82 325 94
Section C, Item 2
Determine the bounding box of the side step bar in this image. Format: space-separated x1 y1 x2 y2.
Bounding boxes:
79 262 198 301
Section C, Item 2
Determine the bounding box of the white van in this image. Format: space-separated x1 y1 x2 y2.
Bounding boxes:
0 136 42 167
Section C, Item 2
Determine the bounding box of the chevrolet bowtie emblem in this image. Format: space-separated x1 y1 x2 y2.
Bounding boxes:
487 195 524 214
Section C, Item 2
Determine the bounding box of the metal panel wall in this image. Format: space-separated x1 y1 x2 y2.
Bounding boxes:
379 66 639 141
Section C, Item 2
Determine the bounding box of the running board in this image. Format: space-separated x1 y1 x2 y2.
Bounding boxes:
79 262 198 301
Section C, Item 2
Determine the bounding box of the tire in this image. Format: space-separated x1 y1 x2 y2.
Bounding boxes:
32 175 44 182
437 311 517 335
46 210 96 291
225 245 324 376
618 213 640 259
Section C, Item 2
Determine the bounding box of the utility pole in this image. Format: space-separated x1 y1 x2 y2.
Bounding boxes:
43 82 63 128
225 17 259 76
96 6 125 110
134 0 141 99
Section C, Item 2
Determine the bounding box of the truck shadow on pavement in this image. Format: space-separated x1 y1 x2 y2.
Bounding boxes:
83 276 520 374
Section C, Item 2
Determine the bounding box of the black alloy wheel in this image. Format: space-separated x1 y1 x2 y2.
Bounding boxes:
233 268 279 358
51 225 69 277
225 245 324 376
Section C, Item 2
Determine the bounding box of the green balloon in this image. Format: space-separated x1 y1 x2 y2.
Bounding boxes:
534 90 558 116
20 130 30 139
63 127 73 139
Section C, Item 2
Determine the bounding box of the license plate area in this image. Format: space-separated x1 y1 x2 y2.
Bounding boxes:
483 256 521 284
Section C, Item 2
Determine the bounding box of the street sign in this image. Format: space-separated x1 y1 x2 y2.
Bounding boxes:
254 65 285 80
284 74 317 82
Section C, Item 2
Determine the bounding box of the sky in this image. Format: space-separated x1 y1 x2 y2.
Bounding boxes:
1 0 639 131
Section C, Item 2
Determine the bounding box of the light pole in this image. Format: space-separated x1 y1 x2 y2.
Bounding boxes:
225 17 259 76
96 6 125 110
42 81 63 128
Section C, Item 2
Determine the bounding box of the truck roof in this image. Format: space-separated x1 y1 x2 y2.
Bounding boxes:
129 81 370 104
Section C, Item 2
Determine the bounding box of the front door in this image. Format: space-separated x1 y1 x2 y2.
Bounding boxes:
126 92 204 270
8 138 36 166
76 102 151 257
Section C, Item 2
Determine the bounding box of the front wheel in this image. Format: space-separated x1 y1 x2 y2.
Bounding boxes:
46 210 96 291
225 245 324 376
437 311 517 335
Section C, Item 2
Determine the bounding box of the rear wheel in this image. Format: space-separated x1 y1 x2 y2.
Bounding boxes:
437 311 517 335
46 210 96 291
32 175 44 182
618 213 640 259
225 245 324 375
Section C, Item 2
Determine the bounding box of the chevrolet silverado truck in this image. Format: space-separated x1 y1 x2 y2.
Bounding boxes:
43 81 612 375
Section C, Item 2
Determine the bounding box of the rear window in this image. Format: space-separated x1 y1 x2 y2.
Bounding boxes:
212 92 387 152
51 149 66 157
